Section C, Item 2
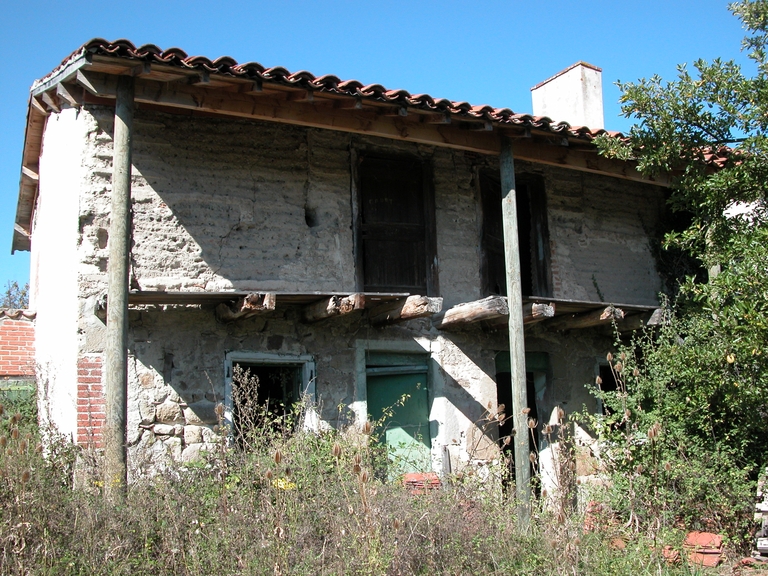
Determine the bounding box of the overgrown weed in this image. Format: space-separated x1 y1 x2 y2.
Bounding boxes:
0 380 714 575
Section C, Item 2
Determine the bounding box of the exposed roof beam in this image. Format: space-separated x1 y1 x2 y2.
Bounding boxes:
72 70 664 185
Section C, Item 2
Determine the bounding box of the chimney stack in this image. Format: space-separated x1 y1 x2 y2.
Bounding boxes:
531 62 604 129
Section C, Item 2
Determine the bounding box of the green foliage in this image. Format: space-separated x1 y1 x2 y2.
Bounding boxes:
0 281 28 309
591 0 768 544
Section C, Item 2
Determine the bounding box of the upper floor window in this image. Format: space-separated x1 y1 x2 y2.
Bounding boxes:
479 170 552 297
357 155 437 295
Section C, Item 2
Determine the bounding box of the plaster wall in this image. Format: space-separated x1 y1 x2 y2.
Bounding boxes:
531 63 604 129
32 108 87 438
51 106 664 472
544 166 665 305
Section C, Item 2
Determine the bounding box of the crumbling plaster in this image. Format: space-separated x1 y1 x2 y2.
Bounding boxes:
32 104 665 470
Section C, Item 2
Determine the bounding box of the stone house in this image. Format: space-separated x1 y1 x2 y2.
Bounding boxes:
12 40 667 479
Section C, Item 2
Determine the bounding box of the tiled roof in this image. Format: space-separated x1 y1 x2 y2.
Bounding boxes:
37 38 624 143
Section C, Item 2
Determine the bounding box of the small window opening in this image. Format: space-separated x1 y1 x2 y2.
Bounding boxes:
231 362 301 447
597 363 618 416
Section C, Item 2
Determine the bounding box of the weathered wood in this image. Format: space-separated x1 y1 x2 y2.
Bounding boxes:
40 91 60 113
30 95 49 115
500 136 531 524
523 302 555 324
548 305 624 331
215 292 277 322
303 293 365 323
72 71 665 185
432 295 508 330
104 75 134 502
56 83 83 107
616 308 664 332
368 295 442 326
21 166 39 182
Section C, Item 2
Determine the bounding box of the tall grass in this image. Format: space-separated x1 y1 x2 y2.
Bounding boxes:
0 378 715 575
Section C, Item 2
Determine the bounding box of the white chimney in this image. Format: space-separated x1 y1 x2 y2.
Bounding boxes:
531 62 604 129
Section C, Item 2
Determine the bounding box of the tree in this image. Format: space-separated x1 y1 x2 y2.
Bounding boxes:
592 0 768 539
0 281 29 309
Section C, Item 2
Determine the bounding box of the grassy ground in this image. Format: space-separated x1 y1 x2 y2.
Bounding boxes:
0 390 745 575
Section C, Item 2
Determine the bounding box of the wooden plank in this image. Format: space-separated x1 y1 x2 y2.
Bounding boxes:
548 305 625 331
31 52 92 96
368 295 442 326
30 95 49 115
215 292 277 322
432 295 508 330
21 166 39 181
616 307 664 332
303 293 365 323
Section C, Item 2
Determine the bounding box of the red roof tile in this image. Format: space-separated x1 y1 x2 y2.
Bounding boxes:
35 38 620 143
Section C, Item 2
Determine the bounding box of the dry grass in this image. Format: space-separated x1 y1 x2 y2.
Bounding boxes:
0 382 718 575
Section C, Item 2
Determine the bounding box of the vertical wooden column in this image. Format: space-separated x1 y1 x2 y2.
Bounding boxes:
104 75 135 500
499 136 531 525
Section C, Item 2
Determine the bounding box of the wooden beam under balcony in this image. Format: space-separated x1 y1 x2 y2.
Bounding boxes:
368 295 443 326
303 293 365 323
547 305 624 331
433 296 556 331
215 292 276 322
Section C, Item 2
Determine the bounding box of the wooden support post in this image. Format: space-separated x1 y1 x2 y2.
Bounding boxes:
303 294 365 323
432 295 508 330
548 305 624 331
368 295 442 326
500 136 531 525
104 75 134 501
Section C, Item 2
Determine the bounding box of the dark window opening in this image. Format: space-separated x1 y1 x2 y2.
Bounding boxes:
231 362 301 446
597 363 618 416
357 155 436 294
479 171 552 297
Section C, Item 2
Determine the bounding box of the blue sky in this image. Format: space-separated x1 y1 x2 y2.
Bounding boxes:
0 0 752 292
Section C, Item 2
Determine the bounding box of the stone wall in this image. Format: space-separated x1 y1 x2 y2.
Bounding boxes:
30 104 665 473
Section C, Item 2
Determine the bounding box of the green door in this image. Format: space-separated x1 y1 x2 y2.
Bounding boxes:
367 368 431 476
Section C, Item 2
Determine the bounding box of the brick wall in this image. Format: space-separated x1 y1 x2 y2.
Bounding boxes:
77 354 104 448
0 312 35 379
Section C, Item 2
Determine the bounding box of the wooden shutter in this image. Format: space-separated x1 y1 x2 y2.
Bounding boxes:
359 156 429 293
480 171 552 297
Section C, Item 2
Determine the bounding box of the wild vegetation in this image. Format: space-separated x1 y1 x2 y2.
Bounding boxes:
590 0 768 553
0 378 722 576
0 281 28 310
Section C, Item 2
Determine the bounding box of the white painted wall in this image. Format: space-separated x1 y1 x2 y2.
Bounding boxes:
32 108 87 440
531 62 604 129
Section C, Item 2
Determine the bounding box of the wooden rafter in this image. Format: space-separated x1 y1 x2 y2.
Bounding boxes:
67 70 664 184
